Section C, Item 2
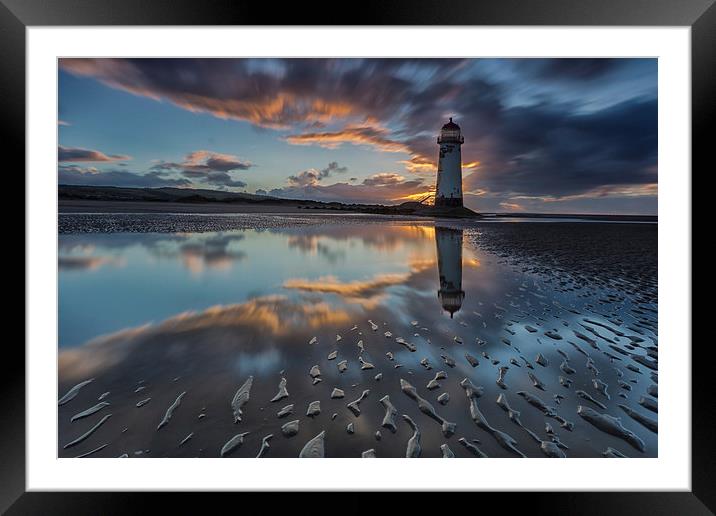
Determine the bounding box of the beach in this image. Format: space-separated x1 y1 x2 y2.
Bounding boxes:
59 200 322 214
58 213 658 458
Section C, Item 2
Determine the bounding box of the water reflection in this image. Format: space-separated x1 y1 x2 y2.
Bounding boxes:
58 255 126 272
435 227 465 318
58 224 453 347
58 218 657 458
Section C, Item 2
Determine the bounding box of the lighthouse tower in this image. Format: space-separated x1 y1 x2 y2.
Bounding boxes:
435 118 464 208
435 227 465 318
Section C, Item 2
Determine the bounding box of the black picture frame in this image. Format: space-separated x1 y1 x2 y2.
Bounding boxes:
4 0 708 513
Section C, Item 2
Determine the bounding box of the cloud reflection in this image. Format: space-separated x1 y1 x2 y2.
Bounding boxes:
58 255 126 271
59 294 355 381
58 223 492 385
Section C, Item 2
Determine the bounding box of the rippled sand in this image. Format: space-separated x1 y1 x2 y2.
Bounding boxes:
58 214 657 458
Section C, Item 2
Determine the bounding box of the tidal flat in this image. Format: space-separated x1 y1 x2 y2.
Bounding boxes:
58 214 657 458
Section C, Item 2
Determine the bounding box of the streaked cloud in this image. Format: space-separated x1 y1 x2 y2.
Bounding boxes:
59 58 395 129
400 155 436 174
59 57 658 213
59 165 191 188
286 124 409 153
499 201 523 211
284 273 411 297
461 96 658 208
282 259 436 308
58 145 131 163
270 172 429 204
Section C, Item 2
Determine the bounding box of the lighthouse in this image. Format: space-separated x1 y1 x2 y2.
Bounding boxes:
435 118 464 208
435 226 465 318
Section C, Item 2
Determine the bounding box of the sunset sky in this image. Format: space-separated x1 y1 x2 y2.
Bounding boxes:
58 58 657 214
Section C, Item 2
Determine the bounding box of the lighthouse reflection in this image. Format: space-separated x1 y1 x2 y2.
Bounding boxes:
435 226 465 318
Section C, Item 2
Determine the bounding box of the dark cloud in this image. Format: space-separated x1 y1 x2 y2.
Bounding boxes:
58 145 131 162
60 58 657 212
465 185 657 214
58 256 124 271
197 171 246 189
271 172 428 204
60 58 470 129
150 150 252 189
151 150 252 173
287 161 348 187
462 96 657 200
524 58 623 81
59 165 191 188
59 59 395 128
177 234 247 273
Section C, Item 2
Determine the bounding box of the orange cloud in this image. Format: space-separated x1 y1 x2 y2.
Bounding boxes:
395 191 434 204
285 124 409 152
283 259 435 299
58 295 356 380
399 155 479 176
499 201 524 211
172 296 351 334
362 172 407 186
399 155 436 174
59 59 361 129
465 188 488 196
60 58 364 129
284 273 411 297
172 94 358 129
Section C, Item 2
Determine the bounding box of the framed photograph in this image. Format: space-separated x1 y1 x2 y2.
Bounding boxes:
7 0 709 512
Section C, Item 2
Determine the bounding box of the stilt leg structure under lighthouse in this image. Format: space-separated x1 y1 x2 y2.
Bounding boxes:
435 117 464 208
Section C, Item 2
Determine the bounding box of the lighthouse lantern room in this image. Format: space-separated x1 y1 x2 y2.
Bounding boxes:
435 117 464 208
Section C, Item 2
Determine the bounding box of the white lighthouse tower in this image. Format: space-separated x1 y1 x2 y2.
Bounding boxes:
435 118 464 208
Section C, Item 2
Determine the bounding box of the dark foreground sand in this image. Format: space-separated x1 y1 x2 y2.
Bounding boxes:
58 214 657 458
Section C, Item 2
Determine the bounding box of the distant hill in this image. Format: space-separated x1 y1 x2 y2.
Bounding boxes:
58 184 466 216
58 185 281 204
58 185 653 221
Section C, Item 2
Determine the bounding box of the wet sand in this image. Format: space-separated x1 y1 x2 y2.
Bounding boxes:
60 200 321 214
58 214 657 458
